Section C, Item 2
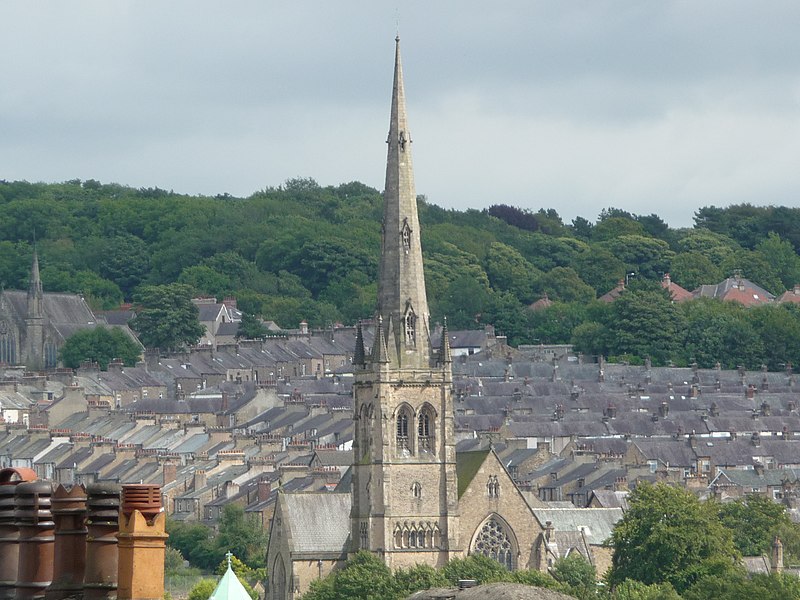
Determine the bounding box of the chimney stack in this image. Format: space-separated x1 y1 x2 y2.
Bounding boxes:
0 468 38 600
14 481 55 600
84 483 120 600
116 485 167 600
257 480 271 503
46 485 87 600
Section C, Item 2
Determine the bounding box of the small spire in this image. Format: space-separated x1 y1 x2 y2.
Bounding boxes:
371 316 389 364
226 551 233 570
439 317 452 365
353 322 366 367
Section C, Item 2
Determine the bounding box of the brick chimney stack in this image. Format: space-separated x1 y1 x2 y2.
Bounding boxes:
116 485 167 600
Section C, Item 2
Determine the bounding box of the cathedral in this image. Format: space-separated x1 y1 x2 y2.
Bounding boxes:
265 38 546 600
0 251 126 370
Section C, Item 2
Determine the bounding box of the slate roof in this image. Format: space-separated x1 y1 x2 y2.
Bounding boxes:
456 449 490 498
694 276 775 306
532 507 623 544
283 492 351 553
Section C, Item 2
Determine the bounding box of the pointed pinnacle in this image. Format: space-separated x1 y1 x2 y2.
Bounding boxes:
354 322 366 367
372 316 389 364
439 317 452 365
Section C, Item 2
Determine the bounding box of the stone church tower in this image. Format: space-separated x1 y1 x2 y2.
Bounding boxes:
350 36 460 569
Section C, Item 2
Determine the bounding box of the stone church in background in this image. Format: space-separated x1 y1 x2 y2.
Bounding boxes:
0 251 131 370
266 38 546 600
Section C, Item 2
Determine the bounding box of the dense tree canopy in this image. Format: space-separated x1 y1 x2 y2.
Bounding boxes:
609 483 738 593
59 326 141 369
6 180 800 368
130 283 205 350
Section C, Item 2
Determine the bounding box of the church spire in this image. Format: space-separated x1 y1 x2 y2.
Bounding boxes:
377 36 431 368
27 248 43 319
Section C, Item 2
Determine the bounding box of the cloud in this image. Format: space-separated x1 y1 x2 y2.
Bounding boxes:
2 1 799 227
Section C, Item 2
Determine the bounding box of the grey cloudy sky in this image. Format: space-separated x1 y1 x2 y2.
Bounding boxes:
2 2 799 227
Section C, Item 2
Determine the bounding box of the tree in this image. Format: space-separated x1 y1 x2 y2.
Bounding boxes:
236 313 269 340
607 289 684 366
187 579 217 600
130 283 205 351
550 554 596 599
668 252 721 291
679 299 764 369
214 555 259 600
59 326 141 370
392 564 448 597
301 551 399 600
601 235 675 281
535 267 596 303
609 482 739 593
682 571 800 600
440 554 511 585
749 305 800 371
484 242 541 303
611 579 681 600
718 495 792 557
756 233 800 289
214 505 268 569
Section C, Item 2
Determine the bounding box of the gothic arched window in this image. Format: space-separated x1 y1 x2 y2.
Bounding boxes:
271 557 286 600
411 482 422 499
396 407 411 456
404 310 416 347
401 221 412 254
418 405 435 454
487 475 500 498
472 516 516 570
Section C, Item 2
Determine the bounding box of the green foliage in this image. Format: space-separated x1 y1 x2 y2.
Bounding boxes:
186 579 216 600
682 571 800 600
164 547 187 575
669 252 721 291
610 579 681 600
550 554 596 598
484 242 541 303
59 326 141 369
392 563 448 596
717 495 792 557
131 283 205 350
236 313 269 340
606 289 684 366
8 179 800 371
214 505 269 569
214 555 259 600
166 507 266 574
440 554 511 585
609 482 739 593
301 551 398 600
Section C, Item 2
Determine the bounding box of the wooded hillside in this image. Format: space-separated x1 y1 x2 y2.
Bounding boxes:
3 178 800 368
